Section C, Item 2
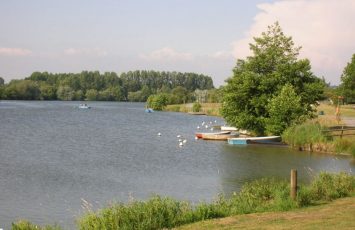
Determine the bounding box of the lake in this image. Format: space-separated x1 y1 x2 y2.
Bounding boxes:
0 101 354 229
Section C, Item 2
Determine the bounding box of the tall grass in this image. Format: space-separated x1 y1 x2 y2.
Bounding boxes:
76 172 354 230
11 220 62 230
282 121 330 151
12 172 355 230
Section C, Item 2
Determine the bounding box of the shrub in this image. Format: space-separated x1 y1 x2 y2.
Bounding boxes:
192 102 202 112
282 122 328 151
12 220 61 230
310 172 355 201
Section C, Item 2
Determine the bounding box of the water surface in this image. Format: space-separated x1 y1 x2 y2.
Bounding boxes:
0 101 353 229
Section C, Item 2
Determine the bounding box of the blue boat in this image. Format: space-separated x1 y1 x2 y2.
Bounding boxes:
228 136 281 145
145 108 154 113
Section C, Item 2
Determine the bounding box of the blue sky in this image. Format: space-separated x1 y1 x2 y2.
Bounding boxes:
1 0 354 86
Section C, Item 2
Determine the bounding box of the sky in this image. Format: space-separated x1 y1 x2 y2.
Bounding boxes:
1 0 354 86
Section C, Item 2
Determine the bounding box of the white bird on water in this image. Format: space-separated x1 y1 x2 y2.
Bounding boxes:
197 126 200 129
183 139 187 144
177 134 182 138
157 132 161 136
179 142 183 147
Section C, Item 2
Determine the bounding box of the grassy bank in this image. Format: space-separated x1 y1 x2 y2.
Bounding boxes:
177 196 355 230
12 172 355 230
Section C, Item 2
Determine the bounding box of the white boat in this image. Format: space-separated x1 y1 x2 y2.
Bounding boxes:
78 104 91 109
221 126 238 131
195 131 231 139
228 136 281 145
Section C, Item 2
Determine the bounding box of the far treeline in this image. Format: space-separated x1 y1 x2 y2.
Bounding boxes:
0 70 215 103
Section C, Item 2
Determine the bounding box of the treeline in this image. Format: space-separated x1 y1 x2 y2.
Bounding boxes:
0 70 214 102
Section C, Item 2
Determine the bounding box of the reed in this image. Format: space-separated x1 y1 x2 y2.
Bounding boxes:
282 121 329 151
11 220 61 230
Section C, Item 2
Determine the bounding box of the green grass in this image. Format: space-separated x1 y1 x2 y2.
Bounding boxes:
12 172 355 230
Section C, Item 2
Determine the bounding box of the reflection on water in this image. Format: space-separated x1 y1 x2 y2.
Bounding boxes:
0 101 354 229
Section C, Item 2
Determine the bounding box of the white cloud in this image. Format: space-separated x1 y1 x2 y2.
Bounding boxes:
0 47 32 56
139 47 194 61
64 48 108 57
232 0 355 85
207 51 234 60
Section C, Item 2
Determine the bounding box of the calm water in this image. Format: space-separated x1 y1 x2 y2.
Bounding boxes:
0 101 354 229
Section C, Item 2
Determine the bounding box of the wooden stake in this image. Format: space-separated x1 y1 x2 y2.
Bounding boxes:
290 169 297 200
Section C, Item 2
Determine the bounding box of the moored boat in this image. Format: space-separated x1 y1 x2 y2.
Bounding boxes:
228 136 281 145
201 132 239 141
145 108 154 113
78 103 91 109
221 126 238 131
195 131 231 139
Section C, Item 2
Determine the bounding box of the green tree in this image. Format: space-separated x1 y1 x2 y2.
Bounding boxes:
85 89 98 101
340 54 355 103
39 83 56 100
147 93 169 111
57 85 75 101
265 84 307 135
221 22 324 135
171 86 188 104
0 77 4 99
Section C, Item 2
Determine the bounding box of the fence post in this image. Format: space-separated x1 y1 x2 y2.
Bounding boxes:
290 169 297 200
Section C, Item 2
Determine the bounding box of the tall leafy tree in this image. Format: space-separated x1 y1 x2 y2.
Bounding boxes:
339 54 355 103
222 22 324 135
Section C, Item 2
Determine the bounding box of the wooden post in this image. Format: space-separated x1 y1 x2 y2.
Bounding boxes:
290 169 297 200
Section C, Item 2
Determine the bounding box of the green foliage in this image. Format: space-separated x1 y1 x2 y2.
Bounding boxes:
192 102 202 112
310 172 355 201
340 54 355 103
222 22 324 135
3 80 41 100
266 84 308 135
56 85 75 101
147 93 169 111
333 138 353 154
282 122 328 150
85 89 98 101
12 220 61 230
1 70 213 101
12 172 355 230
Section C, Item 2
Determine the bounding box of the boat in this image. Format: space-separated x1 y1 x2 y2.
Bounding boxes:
145 108 154 113
78 103 91 109
195 131 231 139
188 112 206 115
227 136 281 145
201 132 239 141
221 126 238 131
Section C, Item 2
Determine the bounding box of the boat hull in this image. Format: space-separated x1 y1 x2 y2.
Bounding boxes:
195 131 231 139
202 133 238 141
228 136 281 145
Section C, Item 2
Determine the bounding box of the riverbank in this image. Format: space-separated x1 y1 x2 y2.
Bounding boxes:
177 196 355 230
12 172 355 230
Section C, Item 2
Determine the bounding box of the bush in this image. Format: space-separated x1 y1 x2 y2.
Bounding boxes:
310 172 355 201
192 102 201 112
12 220 61 230
282 122 328 151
